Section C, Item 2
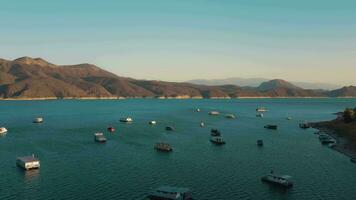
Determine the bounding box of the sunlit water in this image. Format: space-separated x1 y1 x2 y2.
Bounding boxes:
0 99 355 200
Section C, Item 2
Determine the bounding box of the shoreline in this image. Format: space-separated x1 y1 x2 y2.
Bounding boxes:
1 96 355 101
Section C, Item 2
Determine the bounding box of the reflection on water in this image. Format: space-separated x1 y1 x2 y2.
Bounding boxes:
23 169 40 183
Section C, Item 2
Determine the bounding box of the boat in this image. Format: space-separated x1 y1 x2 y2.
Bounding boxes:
319 134 336 144
264 125 278 130
149 121 157 125
286 117 292 120
209 111 220 116
225 114 236 119
154 142 173 152
299 122 310 129
145 186 193 200
94 132 106 143
33 117 44 123
165 126 175 131
0 127 8 135
200 121 205 127
195 108 201 112
210 136 226 145
256 113 264 118
16 154 40 170
107 126 115 133
261 172 293 188
120 117 133 123
210 129 221 136
256 107 268 112
257 140 264 146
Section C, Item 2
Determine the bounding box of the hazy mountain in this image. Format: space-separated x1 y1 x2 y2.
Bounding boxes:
0 57 354 99
188 78 341 90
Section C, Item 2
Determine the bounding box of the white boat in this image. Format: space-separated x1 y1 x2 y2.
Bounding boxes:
149 121 157 125
225 114 236 119
0 127 8 135
200 121 205 127
33 117 44 123
94 132 106 143
209 111 220 115
120 117 133 123
256 107 268 112
195 108 201 112
16 155 40 170
256 113 264 118
286 117 292 120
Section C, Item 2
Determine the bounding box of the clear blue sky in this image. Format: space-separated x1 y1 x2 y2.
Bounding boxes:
1 0 356 85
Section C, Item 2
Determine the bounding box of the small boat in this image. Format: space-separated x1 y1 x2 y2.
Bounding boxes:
299 122 310 129
146 186 193 200
149 121 157 125
319 134 336 144
256 113 264 118
209 111 220 116
107 126 115 133
200 121 205 127
0 127 8 135
120 117 133 123
154 142 173 152
256 107 268 112
264 125 278 130
94 132 106 143
261 172 293 188
225 114 236 119
210 136 226 145
16 154 40 170
33 117 44 123
210 129 221 136
257 140 264 146
351 158 356 163
165 126 175 131
286 117 292 120
196 108 201 112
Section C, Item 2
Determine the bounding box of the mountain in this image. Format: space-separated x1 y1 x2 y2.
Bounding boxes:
0 57 355 99
188 78 341 90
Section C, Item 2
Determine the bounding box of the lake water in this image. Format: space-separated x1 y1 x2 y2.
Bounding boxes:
0 99 356 200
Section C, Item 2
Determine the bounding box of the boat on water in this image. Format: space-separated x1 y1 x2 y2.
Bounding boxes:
149 121 157 125
94 132 106 143
319 134 336 144
225 114 236 119
33 117 44 123
195 108 201 112
299 122 310 129
210 129 221 136
165 126 175 131
200 121 205 127
256 107 268 112
0 127 8 135
286 117 292 120
154 142 173 152
107 127 115 133
120 117 133 123
257 140 264 146
264 125 278 130
210 136 226 145
256 113 264 118
261 172 293 188
209 111 220 116
145 186 193 200
16 154 40 170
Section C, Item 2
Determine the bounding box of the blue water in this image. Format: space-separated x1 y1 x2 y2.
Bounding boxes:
0 99 355 200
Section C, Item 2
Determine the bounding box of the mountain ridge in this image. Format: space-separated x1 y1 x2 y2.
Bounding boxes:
1 57 355 99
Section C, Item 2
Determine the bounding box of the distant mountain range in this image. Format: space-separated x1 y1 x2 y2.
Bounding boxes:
188 78 342 90
1 57 356 99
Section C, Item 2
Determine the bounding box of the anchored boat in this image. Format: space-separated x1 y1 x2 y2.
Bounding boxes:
107 126 115 133
299 122 310 129
225 114 236 119
120 117 133 123
0 127 8 135
149 121 157 125
145 186 193 200
33 117 44 123
210 129 221 136
209 111 220 116
256 107 268 112
261 172 293 188
94 132 106 143
16 155 40 170
264 125 278 130
257 140 264 146
210 136 226 145
165 126 175 131
154 142 173 152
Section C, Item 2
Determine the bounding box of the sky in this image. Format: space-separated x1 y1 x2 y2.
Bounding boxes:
0 0 356 85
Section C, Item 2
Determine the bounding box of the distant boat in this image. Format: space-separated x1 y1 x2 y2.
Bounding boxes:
154 142 173 152
107 127 115 133
0 127 8 135
256 113 264 118
120 117 133 123
299 122 310 129
165 126 175 131
319 134 336 144
94 132 106 143
16 154 40 170
210 129 221 136
149 121 157 125
257 140 264 146
209 111 220 116
261 172 293 188
256 107 268 112
225 114 236 119
145 186 193 200
210 136 226 145
196 108 201 112
33 117 44 123
200 121 205 127
264 125 278 130
286 117 292 120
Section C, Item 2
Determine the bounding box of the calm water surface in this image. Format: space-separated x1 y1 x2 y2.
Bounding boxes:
0 99 356 200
